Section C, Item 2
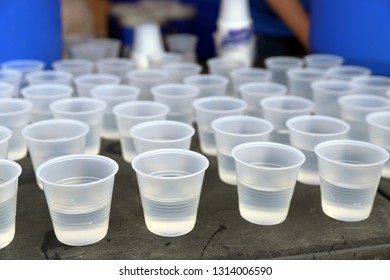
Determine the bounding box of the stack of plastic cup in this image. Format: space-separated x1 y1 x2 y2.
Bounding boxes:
26 70 73 86
148 52 184 69
0 126 12 159
287 67 327 100
264 56 303 86
325 65 371 81
52 59 94 78
0 69 22 97
127 69 170 100
96 58 135 83
165 33 198 63
161 62 202 83
74 73 120 97
0 82 15 98
1 59 44 88
230 68 272 97
350 75 390 97
304 53 344 70
183 74 229 98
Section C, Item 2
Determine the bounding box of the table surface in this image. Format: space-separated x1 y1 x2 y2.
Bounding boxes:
1 131 390 260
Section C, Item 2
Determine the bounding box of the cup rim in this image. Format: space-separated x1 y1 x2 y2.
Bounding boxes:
21 84 73 99
0 81 15 93
192 96 247 113
311 79 358 94
211 115 273 137
50 97 107 115
304 53 344 62
0 98 33 116
0 159 22 187
350 75 390 90
366 111 390 130
151 83 199 99
52 58 94 70
325 65 372 79
0 126 12 144
90 84 140 100
183 74 229 88
74 73 121 85
264 56 303 69
238 81 288 95
2 59 45 70
112 100 170 119
286 67 327 81
338 94 390 110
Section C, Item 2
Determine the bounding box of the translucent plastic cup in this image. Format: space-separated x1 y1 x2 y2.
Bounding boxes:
314 140 389 222
351 75 390 97
165 33 198 63
338 94 390 141
304 53 344 69
260 95 314 144
264 56 303 86
26 70 73 86
151 84 199 124
366 111 390 179
96 58 135 83
89 38 121 58
239 82 287 117
232 142 305 225
311 79 357 118
21 84 73 123
211 116 273 185
69 42 108 62
113 101 170 162
287 67 327 100
0 69 22 97
0 98 33 160
2 59 45 87
230 68 272 97
0 126 12 159
206 57 247 96
74 73 120 97
325 65 371 81
50 97 107 154
36 154 119 246
162 62 202 83
148 52 183 69
90 85 140 140
127 69 170 100
22 119 89 189
193 96 247 156
131 149 209 237
183 74 229 98
52 59 94 78
0 82 15 98
130 120 195 155
0 160 22 249
286 115 350 185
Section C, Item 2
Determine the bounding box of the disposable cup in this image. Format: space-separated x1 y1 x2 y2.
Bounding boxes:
314 140 389 221
131 148 209 237
0 126 12 159
0 82 15 98
304 53 344 69
183 74 229 98
130 120 195 155
52 59 94 77
69 42 108 62
230 67 272 97
165 33 198 63
325 65 371 81
50 97 107 154
260 95 314 144
366 111 390 179
96 58 135 83
151 83 199 124
90 84 140 140
21 84 73 122
350 75 390 97
311 79 357 118
0 160 22 249
89 38 121 58
161 62 202 83
286 115 350 185
338 94 390 141
148 52 183 69
286 67 327 100
22 119 89 189
232 142 305 225
193 96 247 156
264 56 303 86
127 69 170 100
26 70 73 86
0 98 33 160
113 101 170 162
239 81 287 117
0 69 22 97
1 60 45 87
211 116 273 185
74 73 120 97
36 154 119 246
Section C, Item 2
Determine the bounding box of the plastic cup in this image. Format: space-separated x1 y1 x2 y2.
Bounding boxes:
89 38 121 58
1 59 45 87
22 119 89 189
230 68 272 97
260 95 314 144
0 69 21 97
325 65 371 81
90 84 140 140
338 94 390 141
161 62 202 83
314 140 389 222
36 154 119 246
165 33 198 63
0 160 22 249
183 74 229 98
264 56 303 86
232 142 305 225
193 96 247 156
287 67 327 100
0 126 12 159
130 120 195 155
151 83 199 124
206 57 247 96
69 42 108 62
304 53 344 69
0 82 15 98
113 101 170 162
50 97 107 155
26 70 73 86
96 58 135 83
311 79 358 118
366 111 390 179
131 148 209 237
148 52 183 69
211 116 273 185
21 84 73 122
127 69 170 100
286 115 350 185
239 81 287 117
0 98 33 160
350 75 390 97
52 59 94 78
74 73 120 97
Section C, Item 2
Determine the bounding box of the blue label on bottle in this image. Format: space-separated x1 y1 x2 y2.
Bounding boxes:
221 27 253 50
